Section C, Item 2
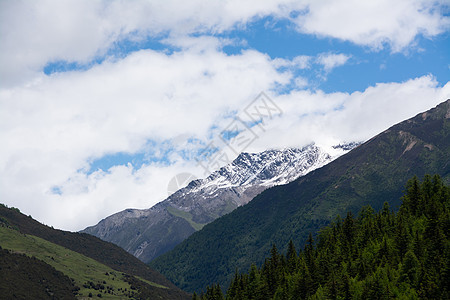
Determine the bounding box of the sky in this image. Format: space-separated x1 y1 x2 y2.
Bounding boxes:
0 0 449 231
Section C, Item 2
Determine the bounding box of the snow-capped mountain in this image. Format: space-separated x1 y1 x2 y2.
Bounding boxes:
82 143 359 263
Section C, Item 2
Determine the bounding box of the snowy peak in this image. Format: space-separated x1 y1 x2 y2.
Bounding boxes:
83 142 359 263
182 144 344 195
166 143 356 213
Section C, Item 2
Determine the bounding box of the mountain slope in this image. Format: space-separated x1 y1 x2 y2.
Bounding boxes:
0 204 190 299
83 144 355 263
150 99 450 293
0 246 77 299
1 225 154 299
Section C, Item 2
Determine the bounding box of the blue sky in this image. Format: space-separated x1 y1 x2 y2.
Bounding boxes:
42 15 450 94
1 0 449 231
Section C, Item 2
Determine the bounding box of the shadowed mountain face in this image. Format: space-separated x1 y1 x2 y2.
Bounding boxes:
150 99 450 293
83 144 356 263
0 205 190 299
0 246 78 300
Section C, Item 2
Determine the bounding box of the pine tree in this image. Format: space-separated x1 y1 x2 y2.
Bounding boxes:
403 176 421 215
400 250 419 287
263 244 284 296
286 240 298 273
342 211 355 260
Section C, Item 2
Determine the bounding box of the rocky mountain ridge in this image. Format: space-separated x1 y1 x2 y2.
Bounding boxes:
83 143 358 262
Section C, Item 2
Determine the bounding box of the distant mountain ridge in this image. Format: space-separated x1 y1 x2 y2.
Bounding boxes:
150 99 450 293
83 143 358 262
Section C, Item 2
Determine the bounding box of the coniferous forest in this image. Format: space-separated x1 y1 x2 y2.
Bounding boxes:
195 175 450 299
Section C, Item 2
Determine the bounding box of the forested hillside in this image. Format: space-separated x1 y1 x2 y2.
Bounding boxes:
196 175 450 299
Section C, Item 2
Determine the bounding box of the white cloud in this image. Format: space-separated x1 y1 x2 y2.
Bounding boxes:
292 0 450 52
0 0 290 87
272 55 312 69
272 53 350 84
316 53 351 72
42 161 204 232
244 75 450 153
294 77 309 89
0 41 291 231
2 0 448 87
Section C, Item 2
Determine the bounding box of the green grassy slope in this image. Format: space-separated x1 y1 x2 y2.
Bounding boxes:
167 206 205 231
0 206 190 299
0 225 160 298
150 99 450 293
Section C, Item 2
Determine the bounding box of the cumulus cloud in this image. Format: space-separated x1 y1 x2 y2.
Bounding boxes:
0 0 289 87
0 41 291 230
2 0 448 87
244 75 450 153
292 0 450 52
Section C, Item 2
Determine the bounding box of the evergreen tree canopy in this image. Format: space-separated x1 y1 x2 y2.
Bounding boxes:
197 175 450 299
